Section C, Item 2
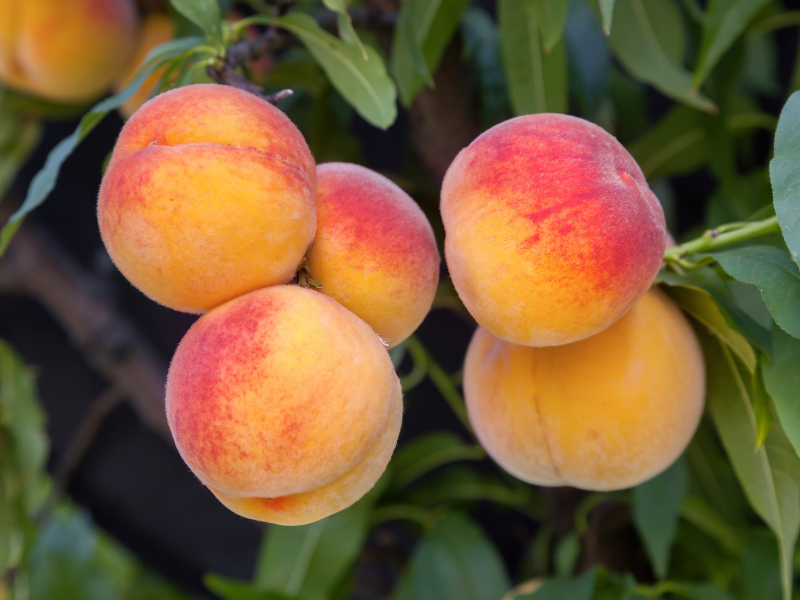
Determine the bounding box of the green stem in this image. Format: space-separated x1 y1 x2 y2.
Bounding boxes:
406 336 473 434
663 216 780 266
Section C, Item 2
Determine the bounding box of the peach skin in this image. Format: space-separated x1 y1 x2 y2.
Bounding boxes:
441 113 666 347
307 163 441 347
98 84 317 313
166 285 403 526
114 13 174 119
0 0 137 102
463 288 704 491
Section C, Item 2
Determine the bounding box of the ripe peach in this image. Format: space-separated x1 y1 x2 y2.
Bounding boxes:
0 0 137 102
166 285 402 526
306 163 441 347
463 288 704 491
114 13 174 119
98 84 317 313
441 114 666 347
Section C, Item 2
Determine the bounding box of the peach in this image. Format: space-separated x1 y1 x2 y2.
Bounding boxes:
0 0 137 102
463 288 704 491
306 163 441 347
114 13 174 119
98 84 317 313
166 285 403 526
441 114 666 347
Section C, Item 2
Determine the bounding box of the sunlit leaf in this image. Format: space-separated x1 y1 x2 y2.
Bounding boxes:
395 512 509 600
770 91 800 265
391 0 472 106
499 0 568 114
693 0 772 88
322 0 368 60
609 0 716 112
634 459 688 579
169 0 222 41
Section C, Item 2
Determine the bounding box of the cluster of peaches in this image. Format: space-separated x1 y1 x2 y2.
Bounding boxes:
3 0 705 526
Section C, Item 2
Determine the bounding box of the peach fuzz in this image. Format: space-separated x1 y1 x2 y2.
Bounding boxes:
307 163 441 348
0 0 137 102
98 84 317 313
441 113 666 347
166 285 403 526
464 288 704 491
114 13 174 119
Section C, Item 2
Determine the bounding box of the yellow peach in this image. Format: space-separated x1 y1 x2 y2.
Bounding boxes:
114 13 174 119
463 288 704 491
0 0 137 102
441 114 666 347
98 84 317 313
307 163 441 347
166 285 403 526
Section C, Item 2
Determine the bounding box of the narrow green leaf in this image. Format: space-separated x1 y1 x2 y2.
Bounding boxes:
499 0 568 114
763 325 800 459
740 530 782 600
204 575 290 600
770 91 800 265
680 495 743 554
390 432 485 488
752 363 774 449
528 0 570 52
712 246 800 339
553 532 580 577
169 0 222 40
322 0 368 60
693 0 772 88
599 0 616 34
395 512 510 600
702 330 800 600
522 567 596 599
391 0 472 106
407 465 532 509
0 36 205 252
609 0 716 112
461 8 512 127
270 13 397 128
633 459 688 579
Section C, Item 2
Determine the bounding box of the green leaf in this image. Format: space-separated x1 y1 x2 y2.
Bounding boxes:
599 0 616 34
740 530 782 600
270 13 397 129
693 0 772 88
633 458 688 579
391 0 472 107
252 477 387 600
0 115 41 203
322 0 368 60
609 0 716 112
0 36 205 253
390 432 485 489
395 512 509 600
659 271 758 371
528 0 570 52
702 329 800 600
680 495 743 554
712 246 800 339
499 0 568 114
770 91 800 265
564 0 611 119
204 576 289 600
169 0 222 41
461 7 512 127
763 325 800 459
553 532 580 577
522 568 596 599
406 465 532 509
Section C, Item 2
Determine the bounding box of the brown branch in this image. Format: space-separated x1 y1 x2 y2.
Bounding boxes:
0 216 171 442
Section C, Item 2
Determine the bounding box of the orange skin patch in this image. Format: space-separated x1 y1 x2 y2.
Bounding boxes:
0 0 137 102
441 113 666 347
307 163 440 347
166 286 403 526
464 289 705 491
98 84 317 313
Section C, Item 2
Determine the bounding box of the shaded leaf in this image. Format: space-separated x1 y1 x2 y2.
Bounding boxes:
680 494 743 554
204 576 289 600
763 325 800 459
599 0 615 34
693 0 772 88
395 512 509 600
390 432 485 489
752 363 774 449
770 90 800 265
712 246 800 339
391 0 472 106
553 532 580 577
565 0 610 118
702 329 800 600
740 530 782 600
169 0 222 41
0 36 206 252
609 0 716 112
499 0 568 114
633 458 688 579
528 0 570 51
406 465 532 509
521 567 596 599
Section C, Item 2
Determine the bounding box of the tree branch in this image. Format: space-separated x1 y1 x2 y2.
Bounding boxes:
0 217 171 442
